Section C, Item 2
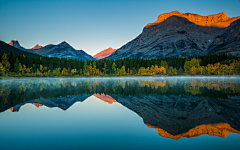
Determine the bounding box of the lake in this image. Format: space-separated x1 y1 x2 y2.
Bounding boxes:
0 76 240 150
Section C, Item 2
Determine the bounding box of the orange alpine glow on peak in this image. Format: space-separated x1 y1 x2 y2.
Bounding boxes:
93 93 117 104
146 123 240 140
145 11 240 28
93 47 116 59
32 44 42 49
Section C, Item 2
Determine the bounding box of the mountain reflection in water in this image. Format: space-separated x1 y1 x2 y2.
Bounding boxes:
1 77 240 140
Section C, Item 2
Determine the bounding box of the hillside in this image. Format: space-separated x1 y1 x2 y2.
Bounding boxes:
0 41 40 57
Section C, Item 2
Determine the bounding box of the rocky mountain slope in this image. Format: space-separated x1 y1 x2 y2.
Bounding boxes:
108 11 240 59
93 47 116 59
207 19 240 55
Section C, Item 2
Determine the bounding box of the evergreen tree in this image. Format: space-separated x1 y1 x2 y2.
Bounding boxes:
14 58 21 73
102 63 108 75
1 53 11 74
112 62 117 75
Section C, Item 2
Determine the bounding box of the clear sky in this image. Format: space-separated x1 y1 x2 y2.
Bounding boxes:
0 0 240 55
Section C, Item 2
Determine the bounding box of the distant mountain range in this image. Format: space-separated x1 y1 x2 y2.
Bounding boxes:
8 40 95 60
93 47 116 59
108 11 240 59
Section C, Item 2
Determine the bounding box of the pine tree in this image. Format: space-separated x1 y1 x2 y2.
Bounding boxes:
14 58 21 73
1 53 11 74
102 63 108 75
112 62 117 75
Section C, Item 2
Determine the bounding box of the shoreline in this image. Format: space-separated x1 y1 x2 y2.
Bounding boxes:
1 75 240 79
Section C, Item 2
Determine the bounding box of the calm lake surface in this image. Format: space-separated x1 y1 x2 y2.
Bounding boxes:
0 76 240 150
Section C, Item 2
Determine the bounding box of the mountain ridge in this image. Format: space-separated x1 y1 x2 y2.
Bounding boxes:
108 11 240 59
145 11 240 28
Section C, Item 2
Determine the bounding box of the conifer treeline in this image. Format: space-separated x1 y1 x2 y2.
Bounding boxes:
0 51 239 76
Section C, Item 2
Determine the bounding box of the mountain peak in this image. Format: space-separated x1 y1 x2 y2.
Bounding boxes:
9 40 21 47
59 41 68 45
32 44 42 49
93 47 117 59
145 11 240 28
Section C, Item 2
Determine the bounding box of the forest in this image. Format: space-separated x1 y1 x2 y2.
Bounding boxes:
0 51 240 77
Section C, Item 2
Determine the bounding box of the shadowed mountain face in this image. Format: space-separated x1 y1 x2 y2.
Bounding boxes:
1 77 240 139
207 19 240 55
108 11 240 59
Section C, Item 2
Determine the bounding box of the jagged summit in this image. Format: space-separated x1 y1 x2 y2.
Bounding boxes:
145 11 240 28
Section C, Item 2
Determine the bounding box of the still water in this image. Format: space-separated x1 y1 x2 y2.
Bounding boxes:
0 76 240 150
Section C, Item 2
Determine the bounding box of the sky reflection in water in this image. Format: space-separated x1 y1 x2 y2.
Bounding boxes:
0 77 240 150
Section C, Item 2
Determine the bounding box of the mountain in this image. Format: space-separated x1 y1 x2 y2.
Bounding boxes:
8 40 26 50
32 44 42 49
30 41 95 60
93 47 116 59
108 11 240 59
0 41 40 57
111 94 240 138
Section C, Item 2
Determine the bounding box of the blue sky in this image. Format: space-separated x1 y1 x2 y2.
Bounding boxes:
0 0 240 55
